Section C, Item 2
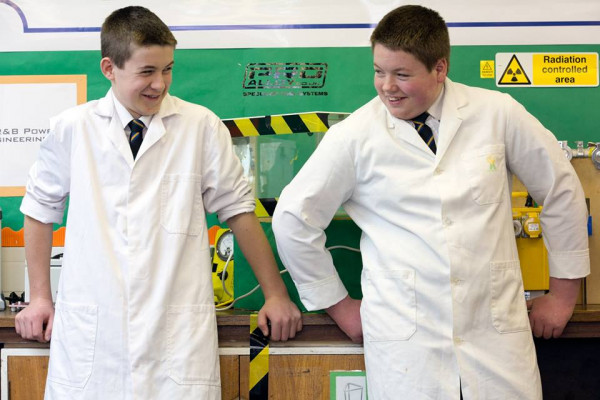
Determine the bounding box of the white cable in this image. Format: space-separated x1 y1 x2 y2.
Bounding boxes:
215 269 288 311
326 245 361 253
221 250 234 297
214 245 361 311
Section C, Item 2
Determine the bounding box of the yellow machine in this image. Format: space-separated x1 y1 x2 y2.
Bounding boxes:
512 192 549 293
212 228 235 305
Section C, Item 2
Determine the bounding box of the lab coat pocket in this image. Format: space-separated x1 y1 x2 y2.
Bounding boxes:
362 269 416 341
47 301 98 388
490 260 530 333
161 174 204 235
461 144 507 205
167 304 220 385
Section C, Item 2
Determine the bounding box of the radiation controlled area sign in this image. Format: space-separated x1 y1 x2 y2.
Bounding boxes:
495 52 599 87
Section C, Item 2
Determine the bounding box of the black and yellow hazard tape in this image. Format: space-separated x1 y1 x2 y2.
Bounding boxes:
223 112 348 137
255 197 278 218
249 313 269 400
226 112 350 218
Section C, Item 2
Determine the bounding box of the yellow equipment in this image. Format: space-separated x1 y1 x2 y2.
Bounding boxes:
212 228 235 305
512 192 549 292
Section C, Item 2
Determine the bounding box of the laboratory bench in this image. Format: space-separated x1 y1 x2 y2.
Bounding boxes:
0 307 599 399
0 310 365 400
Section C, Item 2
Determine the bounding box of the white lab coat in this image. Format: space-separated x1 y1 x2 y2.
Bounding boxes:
273 79 590 399
21 89 254 399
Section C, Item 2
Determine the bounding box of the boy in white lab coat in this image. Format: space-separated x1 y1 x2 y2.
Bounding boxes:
273 5 589 399
16 6 301 399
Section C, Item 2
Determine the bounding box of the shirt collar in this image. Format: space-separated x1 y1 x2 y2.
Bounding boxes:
385 83 445 127
113 95 153 129
427 84 444 122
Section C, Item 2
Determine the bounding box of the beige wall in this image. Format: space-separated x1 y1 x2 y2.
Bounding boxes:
514 158 600 304
572 159 600 304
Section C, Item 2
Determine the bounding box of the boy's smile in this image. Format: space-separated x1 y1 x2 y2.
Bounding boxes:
101 44 174 118
373 44 447 120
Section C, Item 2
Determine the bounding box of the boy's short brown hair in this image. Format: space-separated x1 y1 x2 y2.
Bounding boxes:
370 5 450 72
101 6 177 68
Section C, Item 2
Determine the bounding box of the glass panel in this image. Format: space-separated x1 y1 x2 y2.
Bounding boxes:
232 131 325 199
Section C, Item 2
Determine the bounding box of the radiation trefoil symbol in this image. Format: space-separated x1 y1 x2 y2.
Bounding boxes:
498 55 531 85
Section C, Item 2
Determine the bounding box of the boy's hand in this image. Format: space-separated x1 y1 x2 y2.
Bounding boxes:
15 298 55 343
257 296 302 341
528 277 580 339
326 295 363 343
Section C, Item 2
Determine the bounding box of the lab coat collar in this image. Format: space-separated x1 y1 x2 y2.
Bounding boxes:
138 94 179 161
383 78 467 165
384 102 435 159
435 78 467 162
94 89 180 167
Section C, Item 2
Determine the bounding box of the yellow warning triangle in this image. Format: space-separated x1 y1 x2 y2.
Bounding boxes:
498 55 531 85
482 62 493 72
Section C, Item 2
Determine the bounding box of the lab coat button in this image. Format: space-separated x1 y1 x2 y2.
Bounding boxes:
443 217 453 227
434 167 443 175
453 336 464 345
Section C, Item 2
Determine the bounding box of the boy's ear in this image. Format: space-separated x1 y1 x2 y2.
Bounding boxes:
100 57 115 81
435 58 448 73
435 58 448 81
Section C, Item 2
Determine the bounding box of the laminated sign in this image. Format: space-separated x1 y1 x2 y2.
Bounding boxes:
0 75 86 196
496 53 599 87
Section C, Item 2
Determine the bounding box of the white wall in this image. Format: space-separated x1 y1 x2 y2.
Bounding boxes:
1 247 63 299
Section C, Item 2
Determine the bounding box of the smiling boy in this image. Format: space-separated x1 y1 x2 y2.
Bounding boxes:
16 6 301 399
273 5 589 399
103 47 173 117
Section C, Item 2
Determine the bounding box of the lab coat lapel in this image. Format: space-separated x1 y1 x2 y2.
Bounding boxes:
136 94 178 160
436 79 466 162
94 91 137 168
385 108 435 158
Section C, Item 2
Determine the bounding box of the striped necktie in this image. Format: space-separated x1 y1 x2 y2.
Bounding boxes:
128 119 145 159
411 112 436 154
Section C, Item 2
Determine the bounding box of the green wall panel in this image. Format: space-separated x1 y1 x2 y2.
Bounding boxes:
1 45 598 310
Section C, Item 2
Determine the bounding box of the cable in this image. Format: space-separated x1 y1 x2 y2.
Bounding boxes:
214 244 361 311
326 245 361 253
216 269 288 311
221 250 234 297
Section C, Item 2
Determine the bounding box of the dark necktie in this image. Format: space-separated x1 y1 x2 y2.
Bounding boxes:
411 112 436 154
128 119 145 159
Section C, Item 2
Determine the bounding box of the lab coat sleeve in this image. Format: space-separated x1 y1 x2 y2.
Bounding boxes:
201 115 254 223
20 116 71 225
504 96 589 279
272 127 356 311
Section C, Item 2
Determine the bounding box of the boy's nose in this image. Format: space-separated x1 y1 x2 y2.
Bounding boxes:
381 76 397 92
151 74 166 90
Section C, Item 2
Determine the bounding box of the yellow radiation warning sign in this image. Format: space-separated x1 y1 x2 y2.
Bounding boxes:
480 60 495 79
496 52 599 87
498 55 531 85
533 53 598 86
